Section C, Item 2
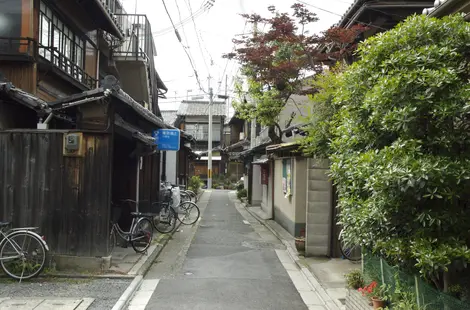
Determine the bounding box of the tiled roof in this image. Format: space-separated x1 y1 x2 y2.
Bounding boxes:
177 100 226 117
161 110 178 126
423 0 461 15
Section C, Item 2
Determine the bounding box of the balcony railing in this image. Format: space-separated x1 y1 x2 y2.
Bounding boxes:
0 37 36 60
113 14 155 62
102 0 125 15
39 45 97 89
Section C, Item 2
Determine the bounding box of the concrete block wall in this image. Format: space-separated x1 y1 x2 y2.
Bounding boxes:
346 289 371 310
305 158 333 257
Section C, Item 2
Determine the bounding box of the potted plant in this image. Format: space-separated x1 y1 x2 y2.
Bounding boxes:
358 281 388 309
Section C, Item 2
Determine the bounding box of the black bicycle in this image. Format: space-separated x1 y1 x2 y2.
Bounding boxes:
152 185 201 233
115 198 178 235
108 200 153 254
339 228 361 261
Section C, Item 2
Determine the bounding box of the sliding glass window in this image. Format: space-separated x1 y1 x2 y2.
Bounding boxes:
39 1 85 82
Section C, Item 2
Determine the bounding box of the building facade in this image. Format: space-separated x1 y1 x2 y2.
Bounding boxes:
175 100 226 184
0 0 174 268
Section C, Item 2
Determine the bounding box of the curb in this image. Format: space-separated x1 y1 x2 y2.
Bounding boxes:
242 202 340 310
112 190 208 310
111 275 143 310
111 222 182 310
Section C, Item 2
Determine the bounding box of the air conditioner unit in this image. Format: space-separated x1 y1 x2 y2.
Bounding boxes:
239 132 245 140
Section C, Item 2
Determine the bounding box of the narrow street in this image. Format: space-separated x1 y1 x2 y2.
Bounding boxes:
127 190 318 310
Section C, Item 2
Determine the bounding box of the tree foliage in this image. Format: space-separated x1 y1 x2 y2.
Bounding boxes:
300 62 347 158
329 14 470 288
226 4 366 143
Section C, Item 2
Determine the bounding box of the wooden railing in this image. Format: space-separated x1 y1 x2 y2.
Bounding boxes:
39 45 97 89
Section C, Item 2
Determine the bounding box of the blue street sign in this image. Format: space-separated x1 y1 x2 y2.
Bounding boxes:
152 129 180 151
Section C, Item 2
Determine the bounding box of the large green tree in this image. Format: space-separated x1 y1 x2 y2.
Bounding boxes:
330 14 470 290
226 4 366 143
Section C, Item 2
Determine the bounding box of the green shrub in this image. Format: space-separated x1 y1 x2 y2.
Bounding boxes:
236 182 244 191
237 188 247 200
188 176 203 195
345 269 364 289
329 15 470 287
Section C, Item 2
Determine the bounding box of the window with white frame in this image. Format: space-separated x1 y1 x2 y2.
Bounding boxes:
39 1 85 80
184 123 221 141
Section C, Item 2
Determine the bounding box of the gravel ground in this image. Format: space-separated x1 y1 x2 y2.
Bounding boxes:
0 277 132 309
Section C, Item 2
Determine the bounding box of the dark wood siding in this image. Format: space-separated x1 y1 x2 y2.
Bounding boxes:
139 153 160 213
0 130 112 257
0 62 36 93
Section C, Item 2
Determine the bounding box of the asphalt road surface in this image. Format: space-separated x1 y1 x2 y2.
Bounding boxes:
128 190 310 310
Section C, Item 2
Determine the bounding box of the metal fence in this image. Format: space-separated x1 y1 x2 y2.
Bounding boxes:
363 252 470 309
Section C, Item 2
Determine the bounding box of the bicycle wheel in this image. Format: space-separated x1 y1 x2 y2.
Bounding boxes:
131 218 153 253
153 206 176 234
185 190 197 202
180 191 191 203
177 201 200 225
340 238 361 261
0 231 46 280
108 226 116 255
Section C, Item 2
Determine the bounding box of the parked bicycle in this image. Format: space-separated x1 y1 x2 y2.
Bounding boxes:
0 221 49 281
161 182 198 203
108 200 153 255
339 227 361 261
180 187 198 203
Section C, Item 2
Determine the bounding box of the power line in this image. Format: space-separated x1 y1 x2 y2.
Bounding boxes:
161 0 206 93
152 0 215 36
295 0 389 31
153 8 206 36
186 0 211 76
175 0 198 75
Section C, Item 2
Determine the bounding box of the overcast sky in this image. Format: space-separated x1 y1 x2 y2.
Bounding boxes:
122 0 354 112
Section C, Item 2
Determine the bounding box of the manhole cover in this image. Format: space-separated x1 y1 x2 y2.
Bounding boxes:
199 225 212 228
242 240 286 250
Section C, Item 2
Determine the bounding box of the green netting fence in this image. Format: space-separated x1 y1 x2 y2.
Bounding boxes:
363 252 470 310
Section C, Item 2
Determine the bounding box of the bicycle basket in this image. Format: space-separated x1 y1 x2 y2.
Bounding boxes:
159 190 172 203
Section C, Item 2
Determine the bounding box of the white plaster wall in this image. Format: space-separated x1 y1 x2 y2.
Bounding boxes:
273 159 296 235
251 164 262 205
261 183 269 213
165 151 177 184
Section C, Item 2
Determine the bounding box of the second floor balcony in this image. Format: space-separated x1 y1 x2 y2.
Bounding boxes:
113 14 155 63
0 37 36 62
112 14 157 110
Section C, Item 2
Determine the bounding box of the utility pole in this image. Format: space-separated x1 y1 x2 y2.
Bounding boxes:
225 74 228 119
250 20 258 149
207 77 213 189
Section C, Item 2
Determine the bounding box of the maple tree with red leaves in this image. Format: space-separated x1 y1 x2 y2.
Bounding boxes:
225 4 366 143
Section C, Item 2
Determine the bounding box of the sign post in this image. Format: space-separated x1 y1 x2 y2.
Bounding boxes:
152 129 181 151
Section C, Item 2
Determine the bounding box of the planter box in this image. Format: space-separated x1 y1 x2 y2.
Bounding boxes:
346 288 371 310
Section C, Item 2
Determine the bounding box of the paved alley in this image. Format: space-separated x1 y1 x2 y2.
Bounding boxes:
127 190 324 310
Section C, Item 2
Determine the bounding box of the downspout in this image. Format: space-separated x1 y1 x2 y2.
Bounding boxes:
161 151 167 182
271 158 275 220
